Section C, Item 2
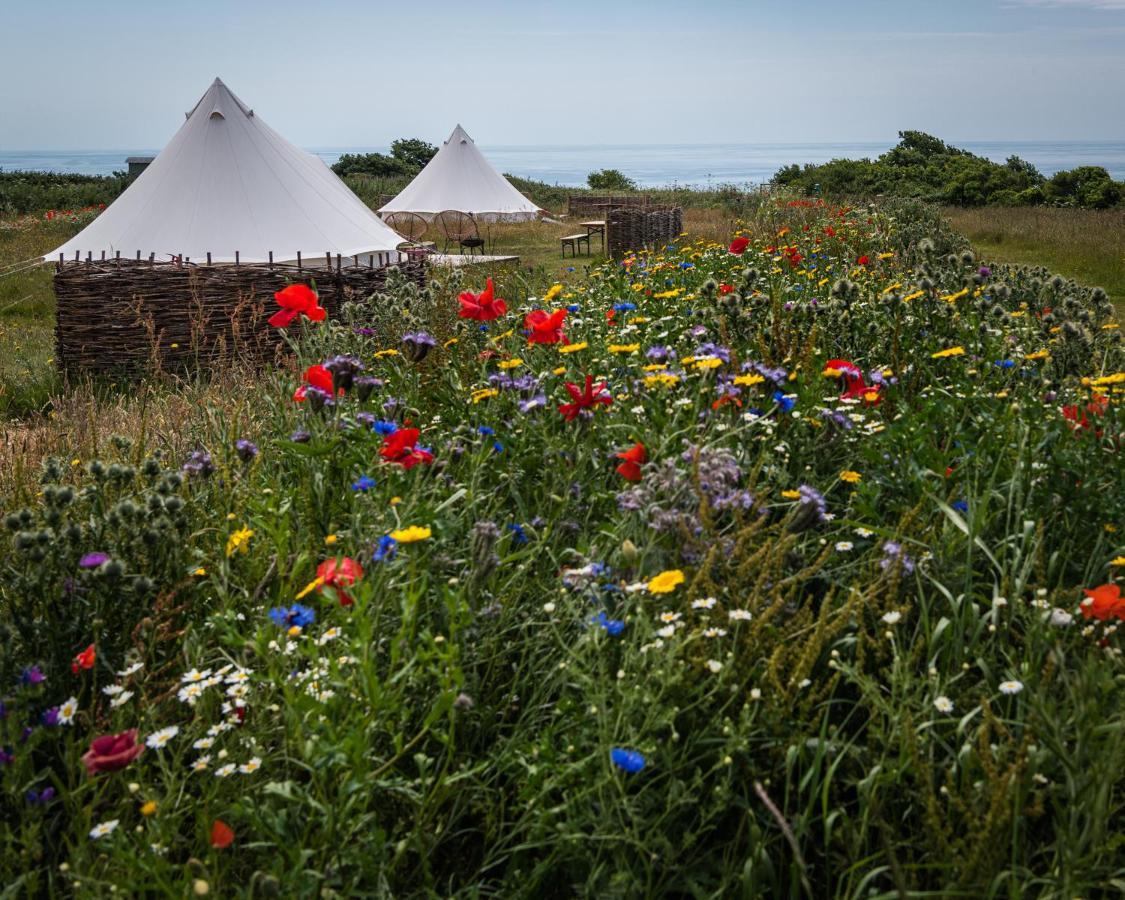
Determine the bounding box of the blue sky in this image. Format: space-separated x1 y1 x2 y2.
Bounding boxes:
1 0 1123 149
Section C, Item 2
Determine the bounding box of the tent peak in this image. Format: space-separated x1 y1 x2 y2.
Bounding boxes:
447 124 472 144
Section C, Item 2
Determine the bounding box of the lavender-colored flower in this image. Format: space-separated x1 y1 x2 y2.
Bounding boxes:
353 326 376 337
691 325 709 338
355 412 376 428
20 666 45 687
518 393 548 413
401 332 437 363
79 552 109 569
696 342 730 363
880 541 916 575
324 354 364 391
820 409 854 431
979 266 991 278
304 386 334 411
645 345 671 361
41 707 60 727
182 450 214 478
26 787 56 805
235 439 259 463
289 429 311 443
354 375 384 402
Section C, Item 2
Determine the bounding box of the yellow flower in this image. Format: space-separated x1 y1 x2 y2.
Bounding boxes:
470 388 499 404
390 525 431 543
902 290 925 302
1110 556 1125 566
443 338 459 348
839 470 862 484
822 366 842 378
643 373 680 388
287 625 302 637
544 284 563 301
295 576 324 600
1090 372 1125 387
627 316 650 324
226 513 236 521
225 527 253 558
877 252 895 260
652 288 682 300
498 357 523 370
647 569 685 594
491 328 515 342
1024 350 1050 361
192 567 207 577
781 490 801 500
939 288 969 303
693 357 723 370
375 348 399 358
553 366 567 376
734 373 765 387
558 342 588 354
931 346 965 359
324 535 338 546
608 344 640 354
390 496 402 505
140 801 157 817
71 458 81 466
1103 323 1120 330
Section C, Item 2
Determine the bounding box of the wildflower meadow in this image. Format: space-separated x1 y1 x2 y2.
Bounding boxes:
1 199 1123 897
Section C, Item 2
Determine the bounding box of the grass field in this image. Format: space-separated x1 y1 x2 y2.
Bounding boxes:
943 205 1125 315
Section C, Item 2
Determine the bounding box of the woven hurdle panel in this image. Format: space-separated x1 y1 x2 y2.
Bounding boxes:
53 258 426 376
606 207 683 258
566 194 652 217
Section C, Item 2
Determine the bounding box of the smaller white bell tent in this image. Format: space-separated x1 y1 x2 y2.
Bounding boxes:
379 125 542 223
46 78 404 266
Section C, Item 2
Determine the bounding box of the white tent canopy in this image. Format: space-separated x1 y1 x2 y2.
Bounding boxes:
46 78 404 265
379 125 542 223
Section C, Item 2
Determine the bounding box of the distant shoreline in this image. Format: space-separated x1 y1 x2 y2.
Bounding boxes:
4 140 1124 186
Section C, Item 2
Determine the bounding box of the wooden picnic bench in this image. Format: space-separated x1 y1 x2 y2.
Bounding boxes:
560 232 591 258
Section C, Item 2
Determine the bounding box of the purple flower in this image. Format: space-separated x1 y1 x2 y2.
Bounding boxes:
41 707 60 727
0 748 14 766
79 552 109 569
324 354 364 391
518 393 548 413
402 332 437 363
880 541 916 575
20 666 46 687
235 439 259 463
289 429 311 443
182 450 215 478
645 345 671 361
354 375 384 402
611 748 646 773
26 787 56 806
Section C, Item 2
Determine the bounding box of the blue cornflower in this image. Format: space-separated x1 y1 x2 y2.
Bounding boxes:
611 748 646 773
477 425 495 436
612 302 637 312
507 523 528 544
952 500 969 513
373 534 398 563
373 421 398 436
268 604 316 629
567 304 581 313
591 610 625 636
351 475 377 492
994 359 1016 369
773 391 796 413
679 261 693 270
492 441 504 454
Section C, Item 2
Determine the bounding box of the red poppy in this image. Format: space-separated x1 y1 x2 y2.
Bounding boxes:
292 364 338 402
606 309 618 326
823 226 836 238
317 557 364 606
525 309 567 344
857 255 871 266
712 394 742 411
784 249 803 267
718 283 734 295
1062 395 1107 435
71 643 96 674
210 820 235 850
559 376 612 422
81 729 144 776
1080 584 1125 621
269 284 326 328
824 358 881 405
615 442 647 482
380 428 434 469
728 236 750 255
458 278 507 321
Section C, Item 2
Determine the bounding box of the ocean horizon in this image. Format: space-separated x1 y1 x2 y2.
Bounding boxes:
2 140 1124 187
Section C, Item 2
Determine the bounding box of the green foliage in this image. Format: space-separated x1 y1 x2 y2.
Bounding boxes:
774 131 1124 209
331 138 438 179
587 168 638 191
0 201 1123 897
0 171 127 217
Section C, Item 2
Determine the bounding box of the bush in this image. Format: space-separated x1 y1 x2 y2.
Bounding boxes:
587 168 638 191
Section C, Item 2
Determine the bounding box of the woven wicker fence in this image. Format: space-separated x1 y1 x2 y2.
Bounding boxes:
566 194 652 217
53 258 426 375
606 207 683 258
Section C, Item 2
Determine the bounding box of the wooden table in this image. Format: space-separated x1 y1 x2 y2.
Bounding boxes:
580 220 606 251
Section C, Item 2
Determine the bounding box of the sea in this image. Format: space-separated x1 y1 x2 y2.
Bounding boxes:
2 141 1124 187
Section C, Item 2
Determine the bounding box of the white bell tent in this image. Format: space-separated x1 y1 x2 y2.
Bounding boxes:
46 79 404 266
379 125 542 222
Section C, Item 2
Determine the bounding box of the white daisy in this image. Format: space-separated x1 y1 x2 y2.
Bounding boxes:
177 683 206 704
145 726 179 750
57 696 79 725
658 611 682 624
934 696 954 714
117 662 144 677
102 684 124 696
239 756 263 775
855 527 874 538
110 691 134 709
728 609 753 621
193 737 214 751
691 597 717 610
881 611 902 625
89 819 119 840
192 755 212 772
214 763 237 778
656 625 676 638
225 670 252 684
1049 608 1073 627
705 660 723 673
999 680 1024 695
316 629 341 646
834 541 854 552
703 628 728 638
180 669 211 684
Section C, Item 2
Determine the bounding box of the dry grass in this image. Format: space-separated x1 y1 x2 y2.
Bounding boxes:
942 205 1125 315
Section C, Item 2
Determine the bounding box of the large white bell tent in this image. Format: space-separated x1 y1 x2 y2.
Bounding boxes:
379 124 542 223
46 78 404 266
